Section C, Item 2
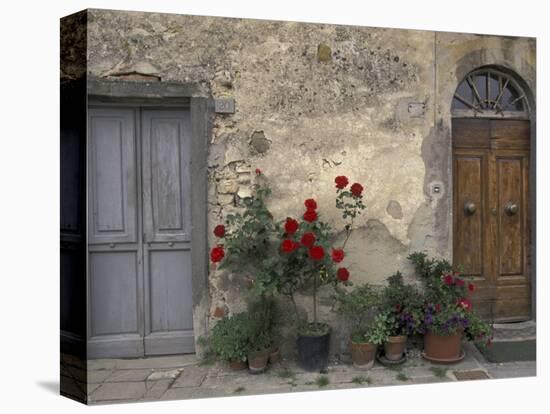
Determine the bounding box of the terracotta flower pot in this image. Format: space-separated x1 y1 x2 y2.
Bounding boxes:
269 347 280 364
248 349 270 374
228 359 247 371
384 335 407 361
350 341 377 369
423 331 463 362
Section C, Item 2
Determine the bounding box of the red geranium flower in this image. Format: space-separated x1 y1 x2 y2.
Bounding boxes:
210 246 225 263
455 278 465 287
304 198 317 210
331 248 345 263
457 297 472 311
284 217 299 234
303 209 318 222
468 283 475 292
335 175 349 189
255 168 262 175
350 183 364 197
443 274 454 286
308 245 325 260
213 224 226 238
300 232 316 247
281 239 298 253
337 267 350 282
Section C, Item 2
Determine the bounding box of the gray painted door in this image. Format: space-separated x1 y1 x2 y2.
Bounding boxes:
87 106 194 358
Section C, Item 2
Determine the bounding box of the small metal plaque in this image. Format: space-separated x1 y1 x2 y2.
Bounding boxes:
214 98 235 114
408 102 425 118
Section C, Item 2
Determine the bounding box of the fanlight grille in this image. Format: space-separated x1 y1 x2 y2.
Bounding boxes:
452 69 528 118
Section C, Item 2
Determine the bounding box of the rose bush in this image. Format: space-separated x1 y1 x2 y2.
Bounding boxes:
209 172 367 329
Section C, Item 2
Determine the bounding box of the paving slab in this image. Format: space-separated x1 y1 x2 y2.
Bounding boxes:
160 386 224 401
147 368 183 381
143 379 173 400
171 365 210 388
483 363 536 379
87 369 114 384
104 369 153 382
89 381 147 402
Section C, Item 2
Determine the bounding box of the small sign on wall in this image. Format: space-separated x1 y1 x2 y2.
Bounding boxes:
214 98 235 114
408 102 425 118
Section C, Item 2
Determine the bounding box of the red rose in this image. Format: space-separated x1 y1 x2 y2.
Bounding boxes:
331 248 345 263
335 175 349 189
443 274 454 286
337 267 350 282
300 232 316 247
213 224 226 238
468 283 475 292
435 303 441 312
395 304 402 312
455 278 465 287
284 217 299 234
281 239 298 253
210 246 225 263
350 183 364 197
303 209 318 222
308 245 325 260
255 168 262 175
304 198 317 210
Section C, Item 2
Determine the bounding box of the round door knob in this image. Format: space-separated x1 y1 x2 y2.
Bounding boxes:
505 202 518 216
464 201 476 215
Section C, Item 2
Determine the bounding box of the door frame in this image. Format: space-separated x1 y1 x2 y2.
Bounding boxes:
87 78 211 356
450 65 536 321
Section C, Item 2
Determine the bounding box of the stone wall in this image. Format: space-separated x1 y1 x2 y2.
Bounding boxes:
80 9 536 357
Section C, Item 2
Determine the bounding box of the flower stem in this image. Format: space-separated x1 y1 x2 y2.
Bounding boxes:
313 272 317 324
342 217 354 250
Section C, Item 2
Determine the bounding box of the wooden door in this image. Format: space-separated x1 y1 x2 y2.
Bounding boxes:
141 109 195 355
87 106 194 359
453 118 530 322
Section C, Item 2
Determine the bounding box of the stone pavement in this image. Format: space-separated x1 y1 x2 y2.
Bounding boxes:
61 343 536 405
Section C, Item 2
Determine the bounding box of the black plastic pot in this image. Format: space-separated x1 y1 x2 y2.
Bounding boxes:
297 324 331 372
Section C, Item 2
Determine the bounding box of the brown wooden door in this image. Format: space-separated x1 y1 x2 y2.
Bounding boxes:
453 118 530 322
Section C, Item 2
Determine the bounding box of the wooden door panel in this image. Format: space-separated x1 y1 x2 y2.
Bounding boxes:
453 153 485 277
142 110 191 243
87 107 144 359
142 108 195 356
496 156 526 276
88 108 137 244
490 119 530 150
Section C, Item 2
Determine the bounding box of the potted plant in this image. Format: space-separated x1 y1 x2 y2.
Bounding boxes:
380 272 423 361
209 312 250 370
246 297 275 373
408 252 493 363
333 284 385 368
210 173 366 372
272 176 365 371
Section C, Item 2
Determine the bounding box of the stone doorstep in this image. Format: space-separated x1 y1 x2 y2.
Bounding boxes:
88 354 199 371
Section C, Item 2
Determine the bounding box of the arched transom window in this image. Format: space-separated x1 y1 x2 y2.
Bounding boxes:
452 68 529 119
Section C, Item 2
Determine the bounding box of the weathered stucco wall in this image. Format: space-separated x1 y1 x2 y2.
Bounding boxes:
81 9 536 356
